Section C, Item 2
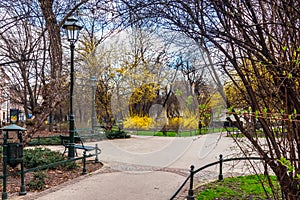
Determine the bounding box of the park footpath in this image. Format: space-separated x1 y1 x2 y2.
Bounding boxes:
11 133 262 200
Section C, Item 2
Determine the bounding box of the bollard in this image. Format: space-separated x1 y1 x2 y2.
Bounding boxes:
218 154 223 181
186 165 195 200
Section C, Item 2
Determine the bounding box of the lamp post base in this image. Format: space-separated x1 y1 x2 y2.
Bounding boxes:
19 185 27 195
2 192 8 200
68 143 75 159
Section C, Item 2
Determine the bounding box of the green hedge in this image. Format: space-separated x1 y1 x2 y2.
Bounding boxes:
23 148 64 169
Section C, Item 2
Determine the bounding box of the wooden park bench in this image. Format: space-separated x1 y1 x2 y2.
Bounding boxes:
59 135 101 157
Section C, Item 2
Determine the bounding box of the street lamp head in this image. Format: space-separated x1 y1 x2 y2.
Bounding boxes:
90 76 97 87
63 16 82 43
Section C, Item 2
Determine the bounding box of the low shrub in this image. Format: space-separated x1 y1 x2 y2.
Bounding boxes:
105 129 130 139
28 171 47 190
64 160 80 170
23 148 64 169
28 136 61 146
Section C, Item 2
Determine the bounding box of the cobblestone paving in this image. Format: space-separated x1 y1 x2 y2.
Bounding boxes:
103 161 190 177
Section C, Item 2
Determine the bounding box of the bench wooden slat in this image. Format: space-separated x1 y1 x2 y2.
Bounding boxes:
74 145 95 151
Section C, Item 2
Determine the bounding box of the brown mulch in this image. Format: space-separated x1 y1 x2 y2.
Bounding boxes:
34 130 68 137
1 158 103 196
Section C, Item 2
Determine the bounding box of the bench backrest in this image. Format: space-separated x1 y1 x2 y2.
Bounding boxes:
59 135 83 145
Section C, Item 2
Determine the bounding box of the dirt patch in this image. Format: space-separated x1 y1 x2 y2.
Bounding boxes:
34 130 68 137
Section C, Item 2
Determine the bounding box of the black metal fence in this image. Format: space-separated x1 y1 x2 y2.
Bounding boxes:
170 155 263 200
0 147 101 199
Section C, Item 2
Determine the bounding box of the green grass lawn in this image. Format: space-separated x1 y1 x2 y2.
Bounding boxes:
130 127 226 137
196 175 281 200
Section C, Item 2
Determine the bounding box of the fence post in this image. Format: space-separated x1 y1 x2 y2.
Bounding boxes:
82 151 87 175
218 154 223 181
2 131 8 200
19 133 26 195
186 165 195 200
95 144 99 163
37 136 40 145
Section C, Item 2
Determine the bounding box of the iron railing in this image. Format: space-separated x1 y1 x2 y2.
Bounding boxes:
0 146 101 199
170 155 263 200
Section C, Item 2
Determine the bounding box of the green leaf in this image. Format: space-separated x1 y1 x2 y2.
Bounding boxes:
288 115 293 122
248 107 252 113
186 95 192 105
282 46 288 51
199 104 206 109
228 106 234 114
175 89 182 96
278 156 294 173
263 108 268 117
255 110 259 119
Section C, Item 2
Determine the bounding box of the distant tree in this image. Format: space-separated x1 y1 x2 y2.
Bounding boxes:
95 80 114 131
176 55 214 126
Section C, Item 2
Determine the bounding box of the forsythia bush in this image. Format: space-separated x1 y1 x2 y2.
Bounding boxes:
124 114 199 130
124 115 152 130
168 117 182 130
182 110 199 129
182 115 198 129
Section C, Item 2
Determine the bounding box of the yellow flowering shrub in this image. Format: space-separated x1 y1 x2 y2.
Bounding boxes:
182 110 198 129
124 110 199 131
124 115 152 130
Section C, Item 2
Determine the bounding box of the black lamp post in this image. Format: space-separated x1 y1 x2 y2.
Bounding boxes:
63 16 82 158
90 76 97 134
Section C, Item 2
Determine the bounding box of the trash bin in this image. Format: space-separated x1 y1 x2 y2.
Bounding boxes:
7 143 23 168
1 123 27 198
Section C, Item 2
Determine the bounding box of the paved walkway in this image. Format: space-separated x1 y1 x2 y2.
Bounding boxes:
11 133 262 200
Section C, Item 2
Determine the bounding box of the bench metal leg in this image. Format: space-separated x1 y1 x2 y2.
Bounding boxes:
62 146 80 157
82 150 87 175
62 147 67 156
95 144 99 163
